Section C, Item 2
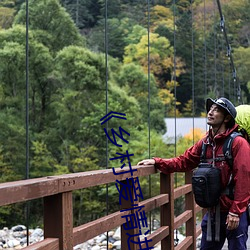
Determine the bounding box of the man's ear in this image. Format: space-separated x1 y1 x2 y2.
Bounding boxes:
224 114 232 123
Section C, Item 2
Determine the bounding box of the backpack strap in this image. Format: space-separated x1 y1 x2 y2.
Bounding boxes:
223 132 242 200
223 131 242 169
201 141 225 163
201 132 242 166
200 142 208 163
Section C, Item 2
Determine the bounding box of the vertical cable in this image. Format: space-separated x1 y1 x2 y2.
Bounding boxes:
25 0 30 245
76 0 79 27
220 38 225 96
191 0 195 145
173 1 177 157
222 62 225 96
213 0 217 94
173 0 179 245
228 64 231 100
204 0 207 97
172 0 177 191
104 0 109 247
233 71 236 103
147 0 152 233
25 0 29 181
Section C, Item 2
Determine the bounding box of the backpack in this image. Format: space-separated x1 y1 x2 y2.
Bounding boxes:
235 105 250 142
192 131 241 208
192 162 221 208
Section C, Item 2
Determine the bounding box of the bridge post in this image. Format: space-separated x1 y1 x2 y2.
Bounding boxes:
120 178 138 250
185 171 196 250
161 173 174 250
43 192 73 250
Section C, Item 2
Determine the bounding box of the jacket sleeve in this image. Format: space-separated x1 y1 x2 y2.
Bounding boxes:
229 136 250 215
153 140 203 174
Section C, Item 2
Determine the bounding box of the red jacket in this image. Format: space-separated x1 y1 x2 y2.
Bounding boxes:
154 124 250 216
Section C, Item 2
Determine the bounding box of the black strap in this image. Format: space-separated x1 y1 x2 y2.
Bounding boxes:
200 142 208 163
223 132 242 200
201 131 242 167
223 131 242 169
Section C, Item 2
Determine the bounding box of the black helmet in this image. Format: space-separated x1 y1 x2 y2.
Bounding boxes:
206 97 237 120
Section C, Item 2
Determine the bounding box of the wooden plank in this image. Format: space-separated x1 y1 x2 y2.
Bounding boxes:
185 171 196 250
22 238 59 250
73 194 169 246
196 226 202 237
120 179 138 250
174 210 192 229
161 173 174 250
175 236 193 250
174 184 192 199
73 210 130 245
44 192 73 250
0 165 157 206
195 204 203 213
57 165 157 192
0 177 59 206
141 226 169 249
73 194 168 246
139 194 169 212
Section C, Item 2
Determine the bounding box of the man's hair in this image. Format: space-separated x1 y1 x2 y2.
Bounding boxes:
222 109 235 128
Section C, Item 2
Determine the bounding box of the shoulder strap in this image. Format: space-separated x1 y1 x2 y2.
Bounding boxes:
223 132 242 169
200 142 208 162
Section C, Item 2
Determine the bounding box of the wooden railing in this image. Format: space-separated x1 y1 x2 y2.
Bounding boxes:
0 165 203 250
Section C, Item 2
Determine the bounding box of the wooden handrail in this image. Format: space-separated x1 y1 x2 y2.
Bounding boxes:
0 165 203 249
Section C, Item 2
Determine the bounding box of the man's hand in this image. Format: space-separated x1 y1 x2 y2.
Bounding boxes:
226 213 240 230
137 159 155 166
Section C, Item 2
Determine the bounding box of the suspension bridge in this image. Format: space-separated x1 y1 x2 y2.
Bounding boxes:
0 165 204 250
1 164 250 249
0 0 248 249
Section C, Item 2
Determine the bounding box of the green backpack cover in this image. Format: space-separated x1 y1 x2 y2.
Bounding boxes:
235 105 250 140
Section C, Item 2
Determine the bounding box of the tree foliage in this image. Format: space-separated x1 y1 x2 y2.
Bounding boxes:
14 0 85 52
0 0 249 228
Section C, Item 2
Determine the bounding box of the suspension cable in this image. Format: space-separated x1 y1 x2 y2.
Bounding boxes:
218 32 225 96
191 0 195 144
213 0 217 94
147 0 152 233
104 0 109 247
204 0 207 98
172 0 179 245
216 0 242 104
173 0 177 159
25 0 30 245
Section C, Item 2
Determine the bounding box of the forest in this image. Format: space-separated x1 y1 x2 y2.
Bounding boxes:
0 0 249 228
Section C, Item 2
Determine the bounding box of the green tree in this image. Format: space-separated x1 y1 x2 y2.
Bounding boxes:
0 6 15 29
0 24 56 134
61 0 101 29
14 0 84 52
116 63 165 132
86 17 139 60
30 141 57 177
149 5 174 33
0 38 28 180
124 32 185 87
50 46 143 168
234 46 250 102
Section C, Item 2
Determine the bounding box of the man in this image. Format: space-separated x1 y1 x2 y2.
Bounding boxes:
138 97 250 250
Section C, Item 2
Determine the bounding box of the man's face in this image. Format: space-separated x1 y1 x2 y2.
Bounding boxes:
207 104 226 127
